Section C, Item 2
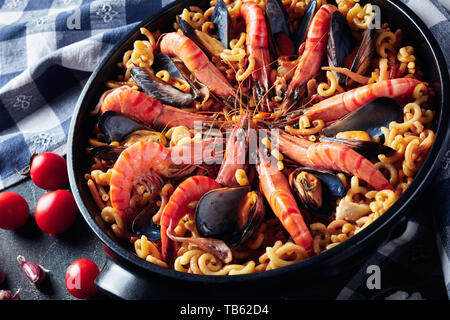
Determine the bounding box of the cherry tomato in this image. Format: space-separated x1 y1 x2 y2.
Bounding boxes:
30 152 69 190
34 190 78 236
65 258 99 299
0 192 29 230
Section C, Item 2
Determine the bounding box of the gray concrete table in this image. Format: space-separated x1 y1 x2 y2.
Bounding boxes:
0 178 107 300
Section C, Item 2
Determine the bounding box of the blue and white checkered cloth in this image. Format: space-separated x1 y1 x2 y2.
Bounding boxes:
0 0 449 299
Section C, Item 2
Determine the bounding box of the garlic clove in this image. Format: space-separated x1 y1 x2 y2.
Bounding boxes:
0 289 20 300
17 255 46 287
0 290 11 300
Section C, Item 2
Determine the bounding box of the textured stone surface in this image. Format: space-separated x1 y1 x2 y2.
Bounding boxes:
0 178 107 300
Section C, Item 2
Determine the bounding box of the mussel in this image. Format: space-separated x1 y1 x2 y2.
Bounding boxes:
152 53 183 79
211 0 231 49
319 136 395 158
266 0 293 57
151 53 203 101
132 204 161 241
177 16 225 59
293 0 316 51
327 11 356 84
90 145 125 161
323 97 403 138
289 167 346 217
130 66 195 107
291 170 323 210
345 28 375 86
98 111 150 143
195 186 265 247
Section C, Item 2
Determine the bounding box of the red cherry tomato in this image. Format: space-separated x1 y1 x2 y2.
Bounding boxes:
65 258 99 299
0 192 29 230
34 190 78 236
30 152 69 190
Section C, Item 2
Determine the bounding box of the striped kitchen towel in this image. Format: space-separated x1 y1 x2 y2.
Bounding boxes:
0 0 164 189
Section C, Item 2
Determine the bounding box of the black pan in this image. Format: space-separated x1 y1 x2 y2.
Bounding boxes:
67 0 450 299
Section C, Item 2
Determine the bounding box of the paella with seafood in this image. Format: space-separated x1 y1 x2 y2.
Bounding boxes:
84 0 436 275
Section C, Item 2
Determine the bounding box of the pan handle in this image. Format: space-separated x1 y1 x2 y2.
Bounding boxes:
94 255 216 300
95 256 176 300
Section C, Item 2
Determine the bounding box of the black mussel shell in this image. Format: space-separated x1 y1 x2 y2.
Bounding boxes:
327 11 356 83
266 0 291 37
90 145 125 161
319 137 396 158
170 59 205 101
130 66 195 107
212 0 232 49
345 28 375 86
293 0 316 51
195 186 264 247
176 15 196 37
98 111 149 143
152 53 183 79
323 97 403 138
233 190 265 246
289 167 346 217
266 0 292 57
152 54 202 101
177 16 224 59
132 204 161 241
196 186 250 246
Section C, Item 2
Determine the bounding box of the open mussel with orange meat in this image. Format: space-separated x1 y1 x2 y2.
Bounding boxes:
289 167 345 217
320 97 401 158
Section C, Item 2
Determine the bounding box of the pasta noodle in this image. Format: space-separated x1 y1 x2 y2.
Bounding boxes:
285 115 325 136
375 29 396 58
258 241 308 270
346 3 375 30
317 71 343 97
